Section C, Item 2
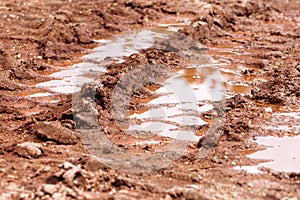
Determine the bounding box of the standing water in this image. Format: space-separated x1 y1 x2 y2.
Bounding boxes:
26 20 226 143
235 111 300 173
14 18 300 173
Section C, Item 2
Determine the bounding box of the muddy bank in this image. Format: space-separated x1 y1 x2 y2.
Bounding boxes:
0 0 198 61
0 0 300 199
0 0 199 94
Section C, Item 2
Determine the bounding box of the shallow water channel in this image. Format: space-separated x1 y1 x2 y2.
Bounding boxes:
21 20 300 174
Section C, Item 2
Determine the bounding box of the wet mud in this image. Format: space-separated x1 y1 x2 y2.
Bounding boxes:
0 0 300 199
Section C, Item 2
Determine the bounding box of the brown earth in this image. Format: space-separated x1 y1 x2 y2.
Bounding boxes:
0 0 300 199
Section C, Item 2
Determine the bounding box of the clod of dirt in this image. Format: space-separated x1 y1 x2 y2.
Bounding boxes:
251 65 300 104
61 161 77 170
0 49 18 71
15 142 43 158
34 121 78 145
0 50 24 91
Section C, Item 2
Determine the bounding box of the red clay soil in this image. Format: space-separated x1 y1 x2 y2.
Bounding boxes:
0 0 299 199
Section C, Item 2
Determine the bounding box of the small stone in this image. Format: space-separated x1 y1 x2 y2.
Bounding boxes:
42 184 58 195
168 185 204 199
35 191 44 197
164 194 172 200
65 187 77 198
52 192 65 200
63 167 86 187
16 142 42 158
34 121 78 145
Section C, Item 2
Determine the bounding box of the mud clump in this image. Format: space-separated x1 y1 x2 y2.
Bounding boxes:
251 64 300 104
95 48 185 137
0 50 23 91
96 48 184 102
34 121 78 145
222 94 264 142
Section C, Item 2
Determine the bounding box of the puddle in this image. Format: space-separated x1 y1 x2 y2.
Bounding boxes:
24 18 266 143
207 42 268 95
235 108 300 173
238 135 300 173
125 30 270 141
127 67 216 141
25 19 218 141
29 19 255 99
31 24 189 96
33 20 258 141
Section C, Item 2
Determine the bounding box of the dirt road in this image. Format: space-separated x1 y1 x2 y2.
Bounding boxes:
0 0 299 199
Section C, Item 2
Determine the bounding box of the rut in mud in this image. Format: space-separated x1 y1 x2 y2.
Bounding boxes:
0 0 300 199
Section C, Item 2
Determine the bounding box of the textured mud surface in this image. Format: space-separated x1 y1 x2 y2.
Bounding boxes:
0 0 300 199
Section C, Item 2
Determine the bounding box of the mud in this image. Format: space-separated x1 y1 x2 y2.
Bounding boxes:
0 0 300 199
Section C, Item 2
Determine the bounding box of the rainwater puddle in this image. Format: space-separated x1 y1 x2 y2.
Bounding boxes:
235 110 300 173
17 18 193 100
28 19 220 141
26 18 259 142
35 28 177 95
263 111 300 134
235 135 300 174
30 19 254 98
127 66 216 141
128 30 270 141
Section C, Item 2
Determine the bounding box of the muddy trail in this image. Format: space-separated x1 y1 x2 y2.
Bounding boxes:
0 0 300 199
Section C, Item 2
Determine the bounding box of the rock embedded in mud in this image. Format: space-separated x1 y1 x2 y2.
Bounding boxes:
34 121 78 145
15 142 43 158
42 184 58 195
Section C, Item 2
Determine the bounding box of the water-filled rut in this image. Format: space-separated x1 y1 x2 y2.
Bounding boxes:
6 18 300 174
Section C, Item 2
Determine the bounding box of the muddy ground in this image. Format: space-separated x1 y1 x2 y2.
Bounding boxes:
0 0 299 199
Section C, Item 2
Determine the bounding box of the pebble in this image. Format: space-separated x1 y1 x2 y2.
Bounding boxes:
164 194 172 200
52 192 65 200
16 142 42 158
42 184 58 195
